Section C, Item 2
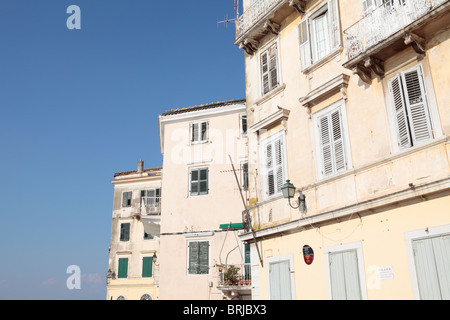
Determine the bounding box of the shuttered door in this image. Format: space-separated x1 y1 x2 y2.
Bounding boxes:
269 260 292 300
413 234 450 300
329 250 362 300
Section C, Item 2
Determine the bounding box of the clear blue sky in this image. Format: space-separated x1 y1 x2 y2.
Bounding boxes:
0 0 244 299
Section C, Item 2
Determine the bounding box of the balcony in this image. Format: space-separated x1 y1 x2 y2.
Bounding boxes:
140 197 161 216
235 0 308 54
216 264 252 298
343 0 450 83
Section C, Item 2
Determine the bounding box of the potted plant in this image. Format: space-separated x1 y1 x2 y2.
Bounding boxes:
224 265 240 285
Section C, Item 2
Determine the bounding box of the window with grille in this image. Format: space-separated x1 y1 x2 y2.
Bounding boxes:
140 189 161 214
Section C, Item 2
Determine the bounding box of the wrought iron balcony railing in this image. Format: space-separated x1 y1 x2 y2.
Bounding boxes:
236 0 285 40
344 0 448 60
140 197 161 215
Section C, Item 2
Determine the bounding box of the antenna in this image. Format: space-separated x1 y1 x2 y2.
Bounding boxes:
217 14 235 29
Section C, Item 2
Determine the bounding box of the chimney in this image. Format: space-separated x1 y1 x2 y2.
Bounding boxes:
137 159 144 173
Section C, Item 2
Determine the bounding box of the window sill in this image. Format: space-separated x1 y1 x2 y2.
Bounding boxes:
301 48 342 74
255 83 286 106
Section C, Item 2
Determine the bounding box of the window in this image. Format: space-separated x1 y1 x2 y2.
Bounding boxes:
141 189 161 214
299 0 341 70
122 191 132 207
361 0 380 15
260 42 279 95
188 241 210 275
240 114 247 137
241 162 249 191
118 258 128 279
191 121 208 143
388 65 434 150
142 257 153 278
144 231 153 240
314 101 350 178
190 168 209 196
120 223 130 241
261 132 286 197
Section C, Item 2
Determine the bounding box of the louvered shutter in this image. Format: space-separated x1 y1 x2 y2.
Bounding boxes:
188 242 199 274
261 51 270 94
265 143 275 196
190 169 199 195
328 0 341 51
361 0 379 15
331 110 346 172
199 168 209 195
389 75 412 149
192 123 200 142
274 138 284 194
198 241 210 274
401 66 433 144
269 44 278 90
201 122 208 141
319 115 334 176
299 20 312 70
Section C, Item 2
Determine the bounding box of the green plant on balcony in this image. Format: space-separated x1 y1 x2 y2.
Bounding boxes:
224 265 240 285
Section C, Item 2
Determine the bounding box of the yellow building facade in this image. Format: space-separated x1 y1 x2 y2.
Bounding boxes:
236 0 450 299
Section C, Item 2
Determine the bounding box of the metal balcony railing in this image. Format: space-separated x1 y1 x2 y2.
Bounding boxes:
236 0 285 39
344 0 448 60
218 264 252 287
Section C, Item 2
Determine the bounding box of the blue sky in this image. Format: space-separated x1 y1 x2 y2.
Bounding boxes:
0 0 244 299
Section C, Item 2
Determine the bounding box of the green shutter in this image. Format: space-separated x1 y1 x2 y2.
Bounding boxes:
118 258 128 279
198 241 210 274
142 257 153 278
188 242 199 274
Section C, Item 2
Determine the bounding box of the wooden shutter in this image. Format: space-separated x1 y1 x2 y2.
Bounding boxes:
201 122 208 141
299 20 312 70
269 44 278 90
118 258 128 279
190 169 199 195
389 75 412 149
401 66 433 144
198 241 210 274
328 0 341 51
199 168 209 195
413 234 450 300
266 143 275 196
261 51 270 94
191 123 199 142
269 260 292 300
319 109 347 176
142 257 153 278
319 115 334 176
274 138 284 194
122 191 131 207
188 242 199 274
329 250 362 300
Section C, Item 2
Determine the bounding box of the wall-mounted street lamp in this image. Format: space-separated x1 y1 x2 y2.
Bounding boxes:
281 180 307 213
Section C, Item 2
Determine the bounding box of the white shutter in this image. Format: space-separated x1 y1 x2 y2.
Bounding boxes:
274 138 284 194
299 20 312 70
328 0 341 51
191 123 199 142
266 143 275 196
269 44 279 90
269 260 292 300
361 0 379 15
389 75 412 149
331 110 346 172
319 115 334 176
401 66 433 144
